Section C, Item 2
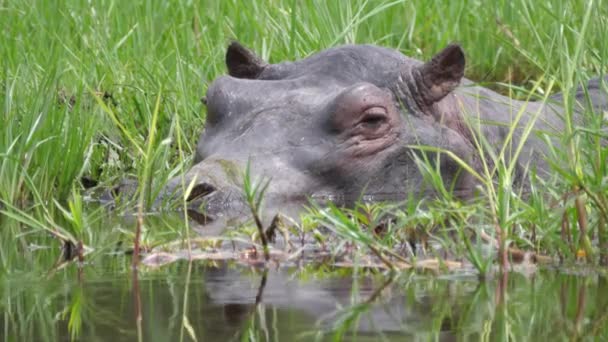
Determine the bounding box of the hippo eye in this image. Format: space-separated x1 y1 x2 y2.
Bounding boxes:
357 107 388 130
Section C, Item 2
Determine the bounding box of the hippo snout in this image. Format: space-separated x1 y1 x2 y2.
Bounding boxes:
159 156 245 209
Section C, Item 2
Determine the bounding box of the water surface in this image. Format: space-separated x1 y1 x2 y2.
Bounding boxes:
2 259 607 341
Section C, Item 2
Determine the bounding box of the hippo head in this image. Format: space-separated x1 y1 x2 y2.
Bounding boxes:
165 42 478 216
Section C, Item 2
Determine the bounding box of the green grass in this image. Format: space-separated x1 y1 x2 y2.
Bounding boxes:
1 0 607 279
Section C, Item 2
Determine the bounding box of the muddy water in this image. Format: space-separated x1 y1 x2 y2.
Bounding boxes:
2 259 607 341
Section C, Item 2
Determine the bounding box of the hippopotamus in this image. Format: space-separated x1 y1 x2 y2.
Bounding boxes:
162 42 607 218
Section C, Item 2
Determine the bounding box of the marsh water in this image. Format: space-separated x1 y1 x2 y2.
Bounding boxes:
2 209 608 342
3 258 608 341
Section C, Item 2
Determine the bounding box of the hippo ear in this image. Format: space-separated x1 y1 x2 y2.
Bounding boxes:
414 44 465 107
226 41 267 79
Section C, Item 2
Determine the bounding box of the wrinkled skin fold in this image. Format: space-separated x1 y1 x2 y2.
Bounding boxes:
161 42 607 219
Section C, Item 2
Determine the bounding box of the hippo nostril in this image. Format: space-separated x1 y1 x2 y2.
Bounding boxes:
186 182 216 202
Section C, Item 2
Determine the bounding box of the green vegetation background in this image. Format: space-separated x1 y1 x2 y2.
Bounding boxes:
1 0 608 340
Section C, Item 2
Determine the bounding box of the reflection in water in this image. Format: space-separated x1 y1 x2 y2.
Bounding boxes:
132 268 143 342
1 262 608 341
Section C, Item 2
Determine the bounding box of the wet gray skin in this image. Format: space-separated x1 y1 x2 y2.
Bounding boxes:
162 42 607 219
